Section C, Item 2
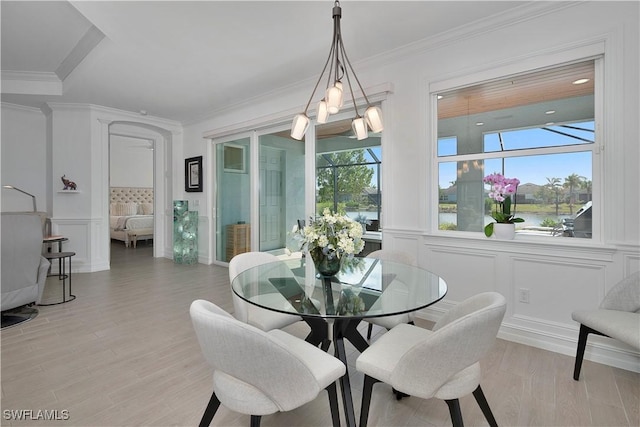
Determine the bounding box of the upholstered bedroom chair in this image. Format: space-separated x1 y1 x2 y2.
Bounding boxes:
229 251 302 331
1 213 50 328
356 292 506 427
571 271 640 380
190 299 345 427
364 249 417 340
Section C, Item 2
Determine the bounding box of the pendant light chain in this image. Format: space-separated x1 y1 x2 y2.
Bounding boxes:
291 0 383 140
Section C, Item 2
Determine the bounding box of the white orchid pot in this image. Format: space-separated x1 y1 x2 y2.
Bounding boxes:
493 223 516 240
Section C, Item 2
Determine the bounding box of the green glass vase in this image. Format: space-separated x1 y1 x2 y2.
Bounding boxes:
309 247 342 276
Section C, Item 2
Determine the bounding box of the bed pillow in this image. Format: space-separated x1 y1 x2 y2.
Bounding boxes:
140 203 154 215
111 202 138 216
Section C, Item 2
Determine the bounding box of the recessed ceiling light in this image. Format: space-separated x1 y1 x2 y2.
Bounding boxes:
545 110 556 115
572 78 590 85
437 95 443 100
476 122 484 126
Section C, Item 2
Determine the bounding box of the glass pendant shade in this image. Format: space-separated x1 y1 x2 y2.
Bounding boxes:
326 85 343 114
291 113 310 140
365 106 384 133
352 117 368 140
335 81 344 108
317 100 329 124
292 2 380 143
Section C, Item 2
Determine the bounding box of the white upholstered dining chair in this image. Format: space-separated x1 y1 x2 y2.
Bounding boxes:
571 271 640 380
363 249 417 340
229 251 302 331
356 292 506 427
190 299 345 427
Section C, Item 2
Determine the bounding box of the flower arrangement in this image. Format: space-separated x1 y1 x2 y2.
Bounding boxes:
483 173 524 237
297 208 365 258
295 208 365 275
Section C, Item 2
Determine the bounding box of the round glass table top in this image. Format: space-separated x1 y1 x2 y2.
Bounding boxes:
231 256 447 319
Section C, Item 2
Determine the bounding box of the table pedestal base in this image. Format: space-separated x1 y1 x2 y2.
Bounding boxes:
302 299 370 427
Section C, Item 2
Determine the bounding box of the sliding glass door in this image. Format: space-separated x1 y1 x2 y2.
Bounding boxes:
213 128 306 262
258 130 305 253
215 137 250 263
315 118 382 230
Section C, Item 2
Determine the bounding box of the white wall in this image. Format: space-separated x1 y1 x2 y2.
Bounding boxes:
109 135 153 188
1 101 182 271
1 104 48 213
182 2 640 370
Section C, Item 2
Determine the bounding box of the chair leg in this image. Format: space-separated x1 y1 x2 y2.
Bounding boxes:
574 324 590 380
199 391 221 427
445 399 464 427
360 375 380 427
472 385 498 427
326 382 341 427
367 323 373 340
392 388 409 401
250 415 261 427
573 323 607 381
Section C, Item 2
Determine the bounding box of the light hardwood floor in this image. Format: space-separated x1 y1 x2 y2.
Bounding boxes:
1 242 638 426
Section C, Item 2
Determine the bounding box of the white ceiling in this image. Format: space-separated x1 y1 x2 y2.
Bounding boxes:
1 1 532 123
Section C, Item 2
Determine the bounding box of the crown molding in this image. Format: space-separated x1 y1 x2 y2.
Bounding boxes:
45 102 182 131
359 1 583 71
1 102 44 114
186 2 578 128
1 71 62 95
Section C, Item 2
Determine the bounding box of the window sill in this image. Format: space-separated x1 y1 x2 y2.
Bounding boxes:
421 231 617 261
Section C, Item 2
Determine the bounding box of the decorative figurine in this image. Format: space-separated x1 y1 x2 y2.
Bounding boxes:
61 175 77 190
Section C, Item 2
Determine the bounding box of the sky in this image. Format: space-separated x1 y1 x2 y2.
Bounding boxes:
438 121 594 188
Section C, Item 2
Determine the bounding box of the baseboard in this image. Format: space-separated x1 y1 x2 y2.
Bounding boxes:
497 320 640 374
416 307 640 374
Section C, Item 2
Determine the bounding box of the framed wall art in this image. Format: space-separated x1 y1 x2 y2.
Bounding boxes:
185 156 203 192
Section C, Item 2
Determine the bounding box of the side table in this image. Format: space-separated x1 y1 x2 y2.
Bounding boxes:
41 251 76 305
43 235 68 253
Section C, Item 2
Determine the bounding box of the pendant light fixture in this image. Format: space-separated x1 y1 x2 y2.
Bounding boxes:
291 1 383 141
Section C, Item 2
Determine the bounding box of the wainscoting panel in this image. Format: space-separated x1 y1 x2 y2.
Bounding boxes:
415 234 638 373
383 231 420 258
423 246 497 302
510 256 606 324
50 218 106 273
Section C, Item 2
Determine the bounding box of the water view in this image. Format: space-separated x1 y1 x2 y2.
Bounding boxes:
348 211 573 229
439 212 572 229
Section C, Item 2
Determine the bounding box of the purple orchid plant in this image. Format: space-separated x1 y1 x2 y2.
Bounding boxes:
484 173 524 237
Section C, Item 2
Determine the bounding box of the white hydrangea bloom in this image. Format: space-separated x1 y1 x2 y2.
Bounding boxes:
294 209 364 257
318 235 329 247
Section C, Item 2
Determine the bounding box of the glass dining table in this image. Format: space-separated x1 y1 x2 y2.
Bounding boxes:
231 256 448 427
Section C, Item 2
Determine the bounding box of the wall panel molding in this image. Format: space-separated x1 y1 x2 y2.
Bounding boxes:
415 233 638 373
51 217 107 272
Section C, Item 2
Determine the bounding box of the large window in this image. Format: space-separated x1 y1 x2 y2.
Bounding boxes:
436 60 598 238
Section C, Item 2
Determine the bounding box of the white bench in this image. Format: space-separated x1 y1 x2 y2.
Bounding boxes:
126 228 154 248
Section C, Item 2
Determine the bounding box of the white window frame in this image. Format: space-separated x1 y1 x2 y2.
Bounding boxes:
429 47 605 244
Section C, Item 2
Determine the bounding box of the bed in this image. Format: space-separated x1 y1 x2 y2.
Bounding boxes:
110 187 154 247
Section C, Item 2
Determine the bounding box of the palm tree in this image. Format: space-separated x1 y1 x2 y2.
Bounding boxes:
546 177 563 216
564 173 584 215
580 179 593 202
